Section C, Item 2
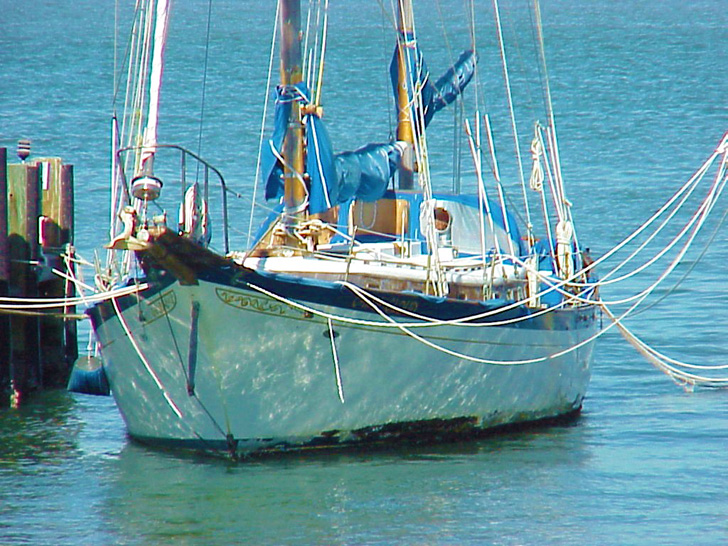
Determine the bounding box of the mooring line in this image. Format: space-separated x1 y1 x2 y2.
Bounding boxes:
328 317 345 403
112 297 183 419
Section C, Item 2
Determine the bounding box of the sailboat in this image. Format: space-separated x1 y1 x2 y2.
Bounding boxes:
88 0 600 456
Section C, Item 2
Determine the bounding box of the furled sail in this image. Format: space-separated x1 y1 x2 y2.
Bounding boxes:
262 82 402 214
390 43 477 134
139 0 171 174
262 82 338 213
262 46 476 214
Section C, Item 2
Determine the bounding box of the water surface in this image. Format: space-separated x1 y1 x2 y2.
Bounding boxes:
1 0 727 544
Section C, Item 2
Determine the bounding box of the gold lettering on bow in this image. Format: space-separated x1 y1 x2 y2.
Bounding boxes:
215 288 288 316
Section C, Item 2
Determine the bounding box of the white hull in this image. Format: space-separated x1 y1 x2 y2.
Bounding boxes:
91 275 597 455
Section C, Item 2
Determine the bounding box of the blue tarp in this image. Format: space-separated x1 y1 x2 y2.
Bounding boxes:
262 43 476 214
335 143 402 202
262 83 401 214
431 50 478 115
262 85 294 202
389 39 477 133
262 82 338 215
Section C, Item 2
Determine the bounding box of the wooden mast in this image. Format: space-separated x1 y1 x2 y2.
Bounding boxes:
280 0 307 230
395 0 415 190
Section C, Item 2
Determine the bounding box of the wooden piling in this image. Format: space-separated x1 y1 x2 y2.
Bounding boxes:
60 164 78 367
0 148 9 400
7 162 42 399
2 152 78 406
0 149 8 283
35 158 77 386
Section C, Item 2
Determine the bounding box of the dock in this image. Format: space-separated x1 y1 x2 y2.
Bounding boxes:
0 143 78 408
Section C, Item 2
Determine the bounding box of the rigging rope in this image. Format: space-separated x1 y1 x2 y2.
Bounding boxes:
464 116 502 285
554 134 728 292
395 3 448 296
112 295 234 448
112 297 184 419
247 0 281 249
630 204 728 318
603 305 728 389
158 294 232 439
314 0 330 105
194 0 214 176
0 283 148 310
492 0 533 246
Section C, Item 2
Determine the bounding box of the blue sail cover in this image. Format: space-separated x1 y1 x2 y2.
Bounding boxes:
389 40 477 132
262 85 294 201
261 43 475 214
262 82 338 214
262 82 401 214
432 50 478 114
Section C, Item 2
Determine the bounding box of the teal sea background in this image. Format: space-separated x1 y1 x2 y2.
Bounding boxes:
1 0 727 544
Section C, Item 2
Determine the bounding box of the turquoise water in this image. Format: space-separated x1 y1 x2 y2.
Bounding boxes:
2 0 727 544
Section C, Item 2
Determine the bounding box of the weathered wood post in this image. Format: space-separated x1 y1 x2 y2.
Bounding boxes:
36 158 77 386
0 148 10 401
2 147 78 407
7 161 42 402
60 164 77 368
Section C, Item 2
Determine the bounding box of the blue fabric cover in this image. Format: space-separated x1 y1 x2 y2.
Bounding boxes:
262 42 476 214
389 39 477 132
262 82 400 214
334 143 402 202
262 82 338 214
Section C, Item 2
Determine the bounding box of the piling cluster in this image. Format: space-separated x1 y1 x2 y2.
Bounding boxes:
0 145 78 408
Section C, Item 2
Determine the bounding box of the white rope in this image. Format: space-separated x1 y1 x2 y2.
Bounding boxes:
327 318 345 403
246 279 603 367
268 140 310 212
548 136 727 292
247 0 280 248
344 282 549 365
399 10 448 297
629 201 728 318
63 252 95 268
501 154 725 311
529 128 544 192
341 278 569 328
51 268 96 294
603 305 728 388
249 274 573 331
590 145 725 299
112 293 237 440
342 277 603 366
302 0 315 81
533 0 564 200
531 160 726 308
465 117 502 263
535 124 566 223
491 0 533 238
112 297 183 418
598 152 720 285
314 0 330 105
0 283 149 310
